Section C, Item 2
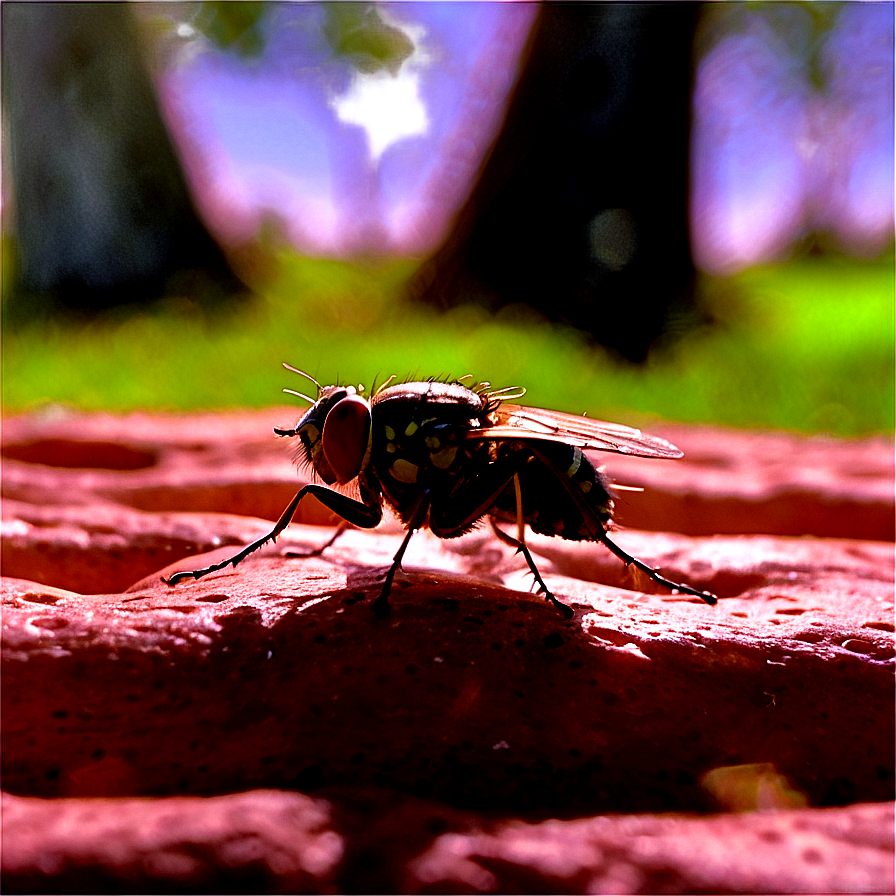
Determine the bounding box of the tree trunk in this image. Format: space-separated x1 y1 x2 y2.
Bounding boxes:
413 3 700 361
2 2 244 317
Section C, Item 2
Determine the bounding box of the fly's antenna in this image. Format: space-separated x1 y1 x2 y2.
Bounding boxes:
283 388 316 404
283 363 322 390
282 363 322 404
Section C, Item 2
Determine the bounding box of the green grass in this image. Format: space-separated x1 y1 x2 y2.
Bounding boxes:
2 252 893 436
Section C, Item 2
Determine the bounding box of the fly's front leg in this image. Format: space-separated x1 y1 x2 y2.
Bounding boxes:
164 484 382 585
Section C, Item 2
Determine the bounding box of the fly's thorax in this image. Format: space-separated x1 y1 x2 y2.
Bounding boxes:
372 380 489 414
369 385 491 502
372 416 468 488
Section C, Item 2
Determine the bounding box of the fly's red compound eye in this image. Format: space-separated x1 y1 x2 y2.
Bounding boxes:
322 394 372 484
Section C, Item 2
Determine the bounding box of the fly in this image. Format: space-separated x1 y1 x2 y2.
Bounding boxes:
165 366 717 618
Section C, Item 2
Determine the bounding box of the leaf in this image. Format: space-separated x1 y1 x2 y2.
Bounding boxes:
323 4 415 76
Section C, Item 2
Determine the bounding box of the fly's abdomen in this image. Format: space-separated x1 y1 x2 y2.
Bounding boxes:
492 441 614 541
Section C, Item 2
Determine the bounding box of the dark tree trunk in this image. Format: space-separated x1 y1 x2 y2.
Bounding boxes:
413 3 701 362
2 2 245 317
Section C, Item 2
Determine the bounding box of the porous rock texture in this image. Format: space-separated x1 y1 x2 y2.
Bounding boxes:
2 407 894 893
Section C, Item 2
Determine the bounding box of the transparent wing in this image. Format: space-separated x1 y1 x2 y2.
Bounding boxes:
467 404 683 459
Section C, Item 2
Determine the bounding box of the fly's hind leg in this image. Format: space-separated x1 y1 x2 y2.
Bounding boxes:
522 445 718 606
596 530 717 605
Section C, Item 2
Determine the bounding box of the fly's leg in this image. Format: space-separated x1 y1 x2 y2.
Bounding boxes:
489 516 574 620
526 445 718 606
596 530 718 605
283 519 352 559
513 471 525 543
372 527 415 618
164 484 382 585
431 459 575 620
490 472 573 619
372 491 431 618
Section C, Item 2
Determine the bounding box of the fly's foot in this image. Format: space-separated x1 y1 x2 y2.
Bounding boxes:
163 570 198 586
372 592 392 618
164 560 232 586
510 544 573 620
372 562 400 618
541 587 575 620
527 572 574 620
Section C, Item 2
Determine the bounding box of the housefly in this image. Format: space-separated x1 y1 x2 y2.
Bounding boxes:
166 366 717 618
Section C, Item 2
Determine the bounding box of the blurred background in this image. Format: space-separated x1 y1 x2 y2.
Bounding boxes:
2 1 893 435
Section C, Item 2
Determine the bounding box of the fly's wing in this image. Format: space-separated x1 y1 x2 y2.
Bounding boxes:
467 404 684 459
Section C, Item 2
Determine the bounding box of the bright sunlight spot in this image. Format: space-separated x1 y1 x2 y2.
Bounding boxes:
332 58 429 162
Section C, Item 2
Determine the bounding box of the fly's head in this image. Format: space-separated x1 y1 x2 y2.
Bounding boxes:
276 368 372 486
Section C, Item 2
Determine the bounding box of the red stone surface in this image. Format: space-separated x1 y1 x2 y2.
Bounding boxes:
3 791 891 894
1 790 342 893
2 408 894 893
